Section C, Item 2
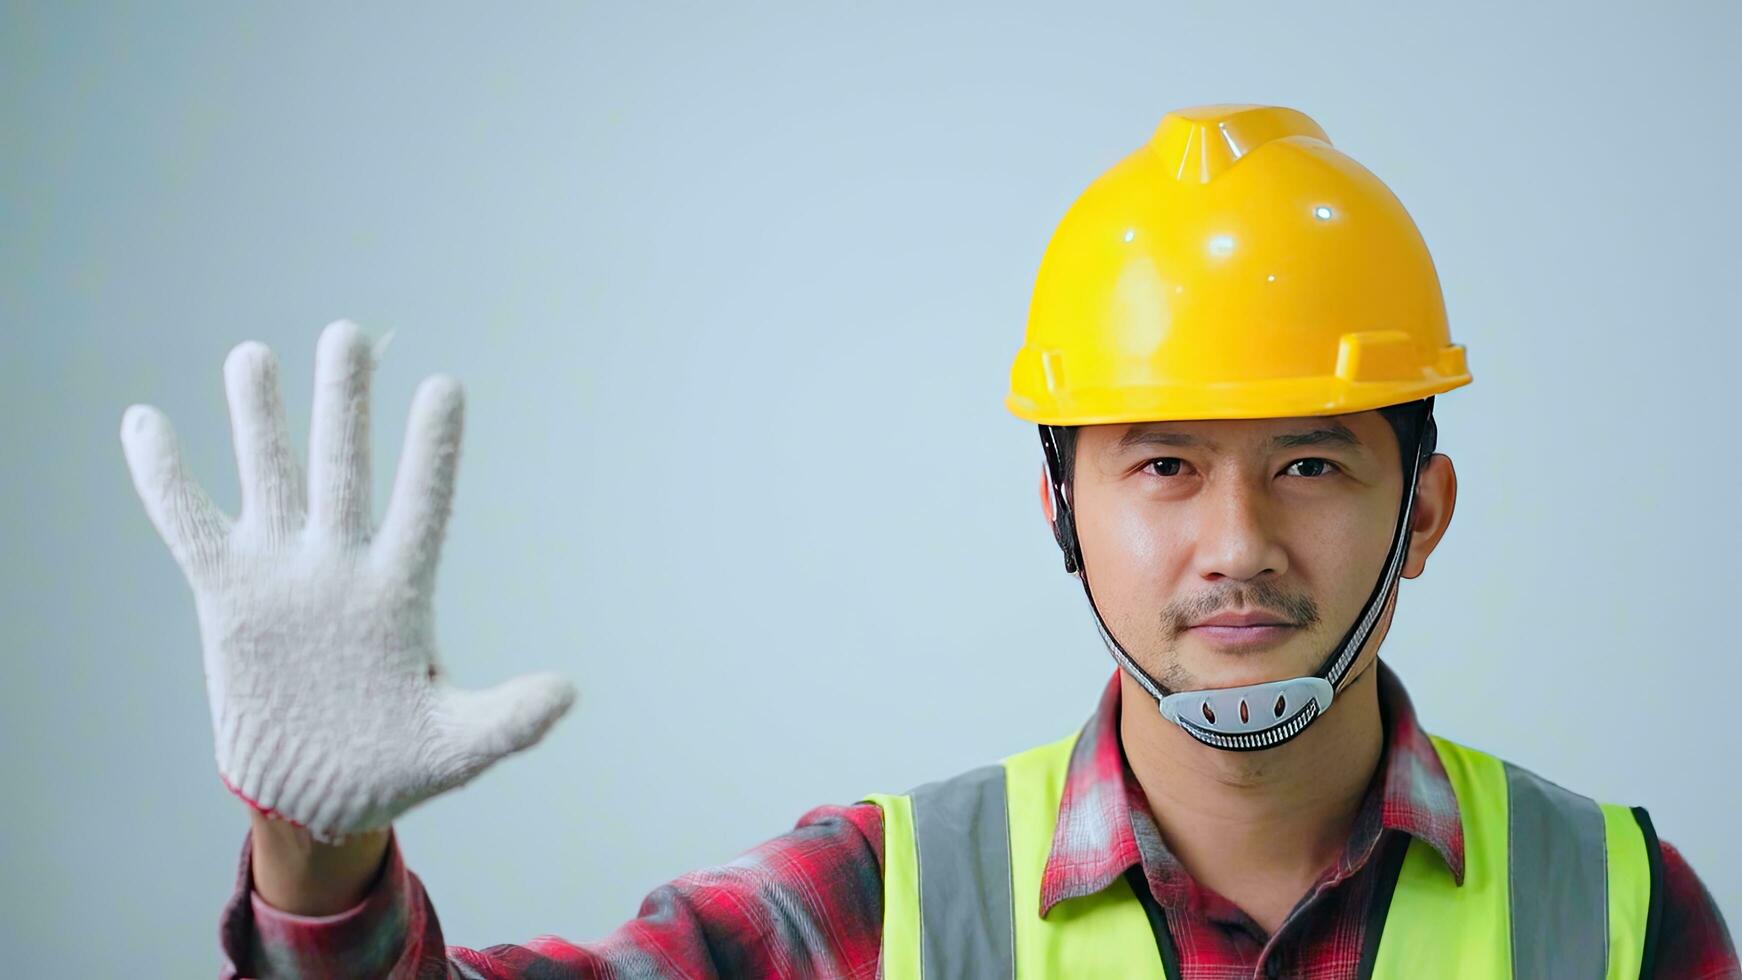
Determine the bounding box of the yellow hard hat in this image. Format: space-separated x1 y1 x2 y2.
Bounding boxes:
1006 104 1471 426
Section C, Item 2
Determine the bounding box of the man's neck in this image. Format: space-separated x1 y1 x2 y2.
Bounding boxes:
1117 662 1386 935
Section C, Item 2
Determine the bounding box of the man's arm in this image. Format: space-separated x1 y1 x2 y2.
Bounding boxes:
1653 839 1739 980
219 802 887 980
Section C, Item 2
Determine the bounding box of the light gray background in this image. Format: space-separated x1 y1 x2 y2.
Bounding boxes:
4 2 1737 974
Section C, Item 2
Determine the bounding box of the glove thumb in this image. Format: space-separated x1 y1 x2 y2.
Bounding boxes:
426 672 578 792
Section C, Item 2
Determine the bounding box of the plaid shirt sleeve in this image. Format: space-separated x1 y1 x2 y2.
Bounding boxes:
1655 839 1739 980
218 803 887 980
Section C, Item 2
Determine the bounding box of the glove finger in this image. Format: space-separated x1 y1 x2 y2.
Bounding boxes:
307 320 376 543
120 404 231 574
375 374 464 583
426 672 578 792
223 341 306 542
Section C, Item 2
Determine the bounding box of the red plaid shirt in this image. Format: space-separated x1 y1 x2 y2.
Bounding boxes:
220 662 1737 979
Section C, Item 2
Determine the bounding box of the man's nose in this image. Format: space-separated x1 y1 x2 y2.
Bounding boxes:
1194 479 1288 583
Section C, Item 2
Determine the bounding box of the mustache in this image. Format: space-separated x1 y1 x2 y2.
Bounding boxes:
1160 580 1321 637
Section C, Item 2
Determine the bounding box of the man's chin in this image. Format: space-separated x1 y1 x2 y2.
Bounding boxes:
1163 643 1328 693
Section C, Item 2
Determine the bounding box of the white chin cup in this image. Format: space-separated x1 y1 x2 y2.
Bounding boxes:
1158 676 1334 739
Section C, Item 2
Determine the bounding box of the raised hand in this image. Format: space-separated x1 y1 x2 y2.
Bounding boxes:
120 320 576 843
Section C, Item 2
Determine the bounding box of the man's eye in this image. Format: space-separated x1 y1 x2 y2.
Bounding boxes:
1284 458 1337 478
1147 458 1185 477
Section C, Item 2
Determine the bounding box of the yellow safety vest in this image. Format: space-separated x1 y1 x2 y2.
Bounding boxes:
864 732 1662 979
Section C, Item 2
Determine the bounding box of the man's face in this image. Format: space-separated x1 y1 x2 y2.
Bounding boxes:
1062 411 1410 694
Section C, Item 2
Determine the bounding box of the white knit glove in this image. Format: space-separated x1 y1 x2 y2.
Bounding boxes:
120 320 577 843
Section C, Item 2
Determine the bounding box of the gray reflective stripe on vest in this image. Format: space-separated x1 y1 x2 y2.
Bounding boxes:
908 763 1015 979
1503 761 1611 977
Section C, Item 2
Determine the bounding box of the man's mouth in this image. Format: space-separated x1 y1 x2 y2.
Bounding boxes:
1185 610 1299 651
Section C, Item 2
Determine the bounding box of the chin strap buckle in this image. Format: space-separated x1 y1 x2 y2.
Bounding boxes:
1158 676 1335 751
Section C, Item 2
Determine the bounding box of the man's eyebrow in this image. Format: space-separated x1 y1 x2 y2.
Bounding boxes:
1113 422 1364 453
1270 422 1362 451
1116 428 1219 451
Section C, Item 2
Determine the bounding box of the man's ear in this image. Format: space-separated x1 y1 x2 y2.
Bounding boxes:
1402 453 1457 579
1039 465 1055 526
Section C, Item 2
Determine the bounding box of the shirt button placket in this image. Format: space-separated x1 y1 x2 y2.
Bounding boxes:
1264 955 1283 979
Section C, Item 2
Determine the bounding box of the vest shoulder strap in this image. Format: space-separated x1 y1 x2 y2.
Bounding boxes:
867 732 1161 979
864 760 1019 980
1373 735 1658 979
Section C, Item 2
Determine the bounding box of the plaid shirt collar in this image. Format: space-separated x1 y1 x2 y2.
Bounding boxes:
1039 659 1466 917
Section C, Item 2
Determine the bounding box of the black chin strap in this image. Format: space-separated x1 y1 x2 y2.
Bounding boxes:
1040 400 1436 749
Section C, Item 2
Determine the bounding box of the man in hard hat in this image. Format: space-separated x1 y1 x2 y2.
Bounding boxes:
124 105 1734 978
